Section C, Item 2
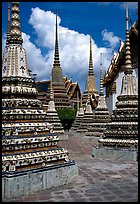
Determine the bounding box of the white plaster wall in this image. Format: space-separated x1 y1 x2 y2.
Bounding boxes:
106 95 113 114
133 67 138 91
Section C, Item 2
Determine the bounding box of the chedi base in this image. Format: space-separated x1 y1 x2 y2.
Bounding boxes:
2 161 78 201
92 146 138 162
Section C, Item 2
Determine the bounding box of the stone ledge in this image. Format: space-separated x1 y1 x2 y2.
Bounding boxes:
59 134 68 140
2 161 78 200
92 146 138 162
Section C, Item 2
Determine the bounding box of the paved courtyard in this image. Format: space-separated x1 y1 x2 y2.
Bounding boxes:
3 130 138 202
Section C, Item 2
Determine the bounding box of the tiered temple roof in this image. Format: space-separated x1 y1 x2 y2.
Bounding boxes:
86 53 111 137
64 76 82 110
82 34 99 110
93 4 138 160
35 76 82 110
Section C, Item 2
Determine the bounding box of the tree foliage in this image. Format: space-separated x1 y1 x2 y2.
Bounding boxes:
57 108 76 130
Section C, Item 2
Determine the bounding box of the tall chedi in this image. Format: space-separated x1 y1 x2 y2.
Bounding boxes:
47 14 71 109
93 3 138 161
86 53 111 137
82 34 99 110
2 2 78 201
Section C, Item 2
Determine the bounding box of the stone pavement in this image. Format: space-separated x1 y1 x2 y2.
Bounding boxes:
3 130 138 202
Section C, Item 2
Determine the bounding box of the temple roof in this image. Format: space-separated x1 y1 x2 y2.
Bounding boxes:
35 80 50 92
35 77 81 100
67 82 78 99
65 78 72 90
103 19 138 87
63 76 81 99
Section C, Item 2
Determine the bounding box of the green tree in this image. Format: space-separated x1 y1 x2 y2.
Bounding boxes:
57 108 76 130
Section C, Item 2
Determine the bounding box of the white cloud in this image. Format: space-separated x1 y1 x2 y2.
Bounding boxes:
22 32 52 80
96 1 138 21
97 2 114 6
120 2 138 10
101 29 120 48
2 31 52 81
97 2 138 10
28 7 114 92
29 8 57 49
2 7 116 93
2 33 6 55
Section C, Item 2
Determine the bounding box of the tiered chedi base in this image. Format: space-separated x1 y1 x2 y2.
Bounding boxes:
77 103 93 134
71 107 84 131
86 95 111 137
2 97 78 199
2 161 77 201
93 95 138 161
2 133 78 200
2 85 78 199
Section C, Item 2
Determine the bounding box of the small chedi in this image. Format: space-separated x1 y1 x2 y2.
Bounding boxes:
45 75 64 134
71 96 84 131
77 92 93 134
2 2 78 200
86 53 111 137
93 3 138 161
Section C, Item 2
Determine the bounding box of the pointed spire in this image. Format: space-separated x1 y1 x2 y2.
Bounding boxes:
50 74 54 101
100 53 104 96
83 32 98 102
86 77 90 106
53 14 61 67
124 2 132 75
85 84 92 114
6 2 11 45
47 73 56 112
80 91 83 107
89 34 94 75
9 2 23 45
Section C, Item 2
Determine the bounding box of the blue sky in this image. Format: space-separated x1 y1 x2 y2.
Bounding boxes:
2 2 138 93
